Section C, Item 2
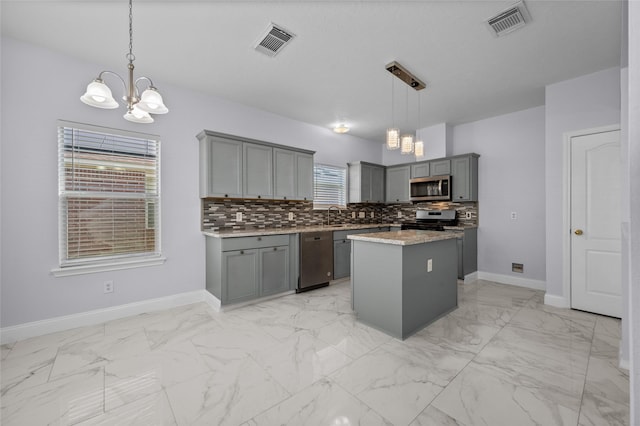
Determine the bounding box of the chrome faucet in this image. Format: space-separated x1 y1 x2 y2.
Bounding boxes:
327 205 342 226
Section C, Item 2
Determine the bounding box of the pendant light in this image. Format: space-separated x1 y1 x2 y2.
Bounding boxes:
80 0 168 123
386 74 400 150
414 93 425 158
400 85 414 155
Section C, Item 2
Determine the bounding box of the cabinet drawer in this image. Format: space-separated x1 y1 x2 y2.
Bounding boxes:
222 234 289 251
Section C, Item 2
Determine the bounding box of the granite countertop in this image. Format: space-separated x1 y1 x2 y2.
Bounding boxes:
203 223 399 238
348 229 461 246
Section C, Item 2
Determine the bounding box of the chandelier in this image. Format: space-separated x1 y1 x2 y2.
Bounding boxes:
80 0 168 123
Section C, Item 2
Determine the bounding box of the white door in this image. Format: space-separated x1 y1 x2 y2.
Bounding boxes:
570 129 621 318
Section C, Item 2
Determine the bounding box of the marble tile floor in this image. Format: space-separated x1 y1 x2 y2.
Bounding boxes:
0 279 629 426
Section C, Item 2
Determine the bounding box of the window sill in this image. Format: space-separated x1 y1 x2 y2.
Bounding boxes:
51 256 166 277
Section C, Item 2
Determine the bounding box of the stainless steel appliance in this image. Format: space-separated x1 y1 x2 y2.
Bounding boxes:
298 231 333 292
401 209 462 278
410 175 451 202
400 209 458 231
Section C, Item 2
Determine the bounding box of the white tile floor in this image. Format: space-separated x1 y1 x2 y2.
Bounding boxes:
0 280 629 425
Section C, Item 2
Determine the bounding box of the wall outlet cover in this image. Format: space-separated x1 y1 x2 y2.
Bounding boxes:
236 212 243 222
358 212 365 218
465 211 472 219
370 212 374 218
288 212 294 221
510 212 517 220
103 280 114 294
427 259 433 272
397 211 402 218
351 211 356 219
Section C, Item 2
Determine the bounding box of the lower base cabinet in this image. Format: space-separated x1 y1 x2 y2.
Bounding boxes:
206 234 297 305
333 227 390 280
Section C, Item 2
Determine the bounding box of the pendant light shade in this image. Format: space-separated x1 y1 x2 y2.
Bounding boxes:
137 87 169 114
386 128 400 150
124 106 154 123
401 134 414 154
80 79 119 109
414 140 424 158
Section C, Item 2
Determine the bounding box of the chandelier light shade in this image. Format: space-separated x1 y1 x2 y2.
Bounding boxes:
386 128 400 149
414 140 424 158
80 0 168 123
401 134 414 154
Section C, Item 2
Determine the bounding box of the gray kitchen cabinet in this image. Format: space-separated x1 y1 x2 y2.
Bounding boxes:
198 134 243 198
260 245 289 296
410 162 430 178
206 234 297 306
430 159 451 176
244 143 273 199
223 249 260 303
349 162 385 203
385 165 411 203
333 238 351 279
451 154 479 202
295 153 314 201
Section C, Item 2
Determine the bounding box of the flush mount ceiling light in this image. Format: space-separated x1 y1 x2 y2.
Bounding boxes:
80 0 168 123
333 123 350 134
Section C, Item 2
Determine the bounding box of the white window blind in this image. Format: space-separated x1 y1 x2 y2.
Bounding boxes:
313 164 347 209
57 121 161 267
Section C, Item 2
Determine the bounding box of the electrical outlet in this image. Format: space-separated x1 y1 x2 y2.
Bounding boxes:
427 259 433 272
512 263 524 273
510 212 517 220
288 212 294 221
397 211 402 218
236 212 243 222
104 280 114 294
370 212 374 218
465 211 472 219
351 212 356 219
358 212 365 218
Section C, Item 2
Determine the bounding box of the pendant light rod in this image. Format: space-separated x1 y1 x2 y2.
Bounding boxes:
80 0 168 123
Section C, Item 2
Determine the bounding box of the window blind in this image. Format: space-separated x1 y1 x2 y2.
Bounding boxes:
313 164 347 209
58 122 160 267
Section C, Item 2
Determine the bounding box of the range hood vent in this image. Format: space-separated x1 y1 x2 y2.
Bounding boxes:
486 1 531 37
254 23 295 57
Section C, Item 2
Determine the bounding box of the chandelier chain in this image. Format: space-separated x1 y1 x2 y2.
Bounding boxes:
127 0 135 62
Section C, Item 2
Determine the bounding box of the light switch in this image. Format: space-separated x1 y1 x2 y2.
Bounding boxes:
370 212 375 218
397 211 403 218
351 211 356 219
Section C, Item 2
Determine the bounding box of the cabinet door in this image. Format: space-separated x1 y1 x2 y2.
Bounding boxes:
385 166 410 203
430 159 451 176
244 143 273 199
273 148 296 200
370 166 385 203
223 249 259 303
295 153 314 201
451 156 471 201
260 246 289 296
200 137 243 198
410 162 430 178
333 239 351 279
360 165 373 202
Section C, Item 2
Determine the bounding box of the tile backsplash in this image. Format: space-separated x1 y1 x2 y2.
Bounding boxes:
202 198 478 231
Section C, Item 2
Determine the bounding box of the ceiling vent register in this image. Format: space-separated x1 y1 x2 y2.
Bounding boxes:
255 23 295 57
486 1 531 37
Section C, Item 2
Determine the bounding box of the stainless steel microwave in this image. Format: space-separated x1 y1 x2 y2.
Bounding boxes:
410 175 451 202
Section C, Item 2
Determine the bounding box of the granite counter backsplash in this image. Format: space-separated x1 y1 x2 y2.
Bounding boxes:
202 198 478 232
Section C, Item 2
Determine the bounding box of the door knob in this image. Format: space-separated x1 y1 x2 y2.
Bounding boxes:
574 229 583 235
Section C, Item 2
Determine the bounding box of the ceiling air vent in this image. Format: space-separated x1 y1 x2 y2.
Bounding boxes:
486 1 531 37
254 23 295 57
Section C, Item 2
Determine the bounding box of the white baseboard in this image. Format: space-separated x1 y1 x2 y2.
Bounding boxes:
543 293 570 308
476 271 546 291
463 271 479 284
619 346 630 371
0 290 208 345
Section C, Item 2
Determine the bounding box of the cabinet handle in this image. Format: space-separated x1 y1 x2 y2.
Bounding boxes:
273 247 278 251
240 250 244 254
257 237 262 241
284 196 287 200
224 194 228 197
258 195 261 199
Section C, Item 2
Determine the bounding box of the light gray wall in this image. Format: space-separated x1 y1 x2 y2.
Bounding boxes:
544 68 621 300
452 106 546 282
0 37 381 327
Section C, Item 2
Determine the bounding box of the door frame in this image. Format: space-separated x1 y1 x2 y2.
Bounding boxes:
562 124 621 309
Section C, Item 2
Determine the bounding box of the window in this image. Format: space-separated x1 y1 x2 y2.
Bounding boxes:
313 164 347 209
55 121 162 274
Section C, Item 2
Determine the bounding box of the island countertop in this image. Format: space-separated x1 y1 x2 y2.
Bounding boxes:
348 229 461 246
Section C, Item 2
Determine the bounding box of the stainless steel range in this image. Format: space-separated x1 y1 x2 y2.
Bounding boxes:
401 209 458 231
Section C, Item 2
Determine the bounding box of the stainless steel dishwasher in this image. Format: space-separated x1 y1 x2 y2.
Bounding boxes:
298 231 334 292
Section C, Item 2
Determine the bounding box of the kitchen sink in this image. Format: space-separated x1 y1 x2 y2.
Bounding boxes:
325 224 350 228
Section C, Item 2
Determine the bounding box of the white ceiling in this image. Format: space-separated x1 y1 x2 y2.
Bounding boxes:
1 0 623 142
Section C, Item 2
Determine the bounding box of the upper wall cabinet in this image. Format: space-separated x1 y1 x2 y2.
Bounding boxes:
197 130 315 200
451 154 479 202
348 162 385 203
410 162 430 178
410 159 450 178
385 165 411 203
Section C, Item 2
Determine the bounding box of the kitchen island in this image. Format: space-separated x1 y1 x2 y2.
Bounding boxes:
348 230 459 340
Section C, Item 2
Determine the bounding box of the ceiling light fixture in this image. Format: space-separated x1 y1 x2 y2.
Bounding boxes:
401 85 414 155
385 61 425 152
414 93 425 158
80 0 168 123
386 74 400 150
333 123 350 134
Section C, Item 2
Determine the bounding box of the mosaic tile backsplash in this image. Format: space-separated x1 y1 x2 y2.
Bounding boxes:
202 199 478 231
